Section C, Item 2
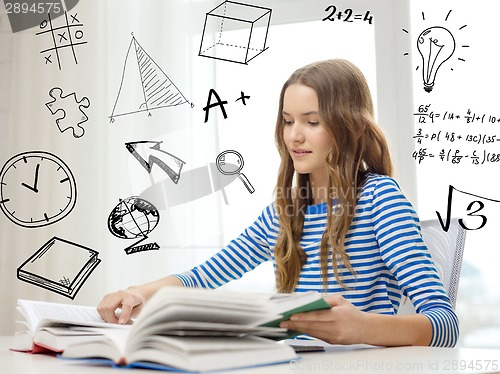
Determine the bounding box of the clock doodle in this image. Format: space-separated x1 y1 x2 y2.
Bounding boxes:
0 151 77 228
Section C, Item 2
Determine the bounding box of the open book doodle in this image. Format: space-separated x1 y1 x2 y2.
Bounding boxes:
17 237 101 299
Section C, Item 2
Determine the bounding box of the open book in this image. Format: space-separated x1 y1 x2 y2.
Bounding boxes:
11 299 127 353
14 287 330 371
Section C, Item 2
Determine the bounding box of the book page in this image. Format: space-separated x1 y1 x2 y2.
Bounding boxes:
134 303 279 331
60 327 130 362
143 287 274 315
83 326 131 354
18 299 115 331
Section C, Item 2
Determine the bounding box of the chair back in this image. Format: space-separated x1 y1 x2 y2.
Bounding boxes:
398 218 466 314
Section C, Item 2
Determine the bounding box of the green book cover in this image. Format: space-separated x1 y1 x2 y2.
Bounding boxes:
261 298 331 339
261 298 331 328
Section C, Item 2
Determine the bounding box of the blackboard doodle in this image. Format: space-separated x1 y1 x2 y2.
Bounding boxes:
45 87 90 138
35 11 87 70
125 141 186 184
107 197 160 255
17 236 100 299
199 1 272 65
436 185 500 232
109 34 192 123
322 4 373 24
402 10 469 93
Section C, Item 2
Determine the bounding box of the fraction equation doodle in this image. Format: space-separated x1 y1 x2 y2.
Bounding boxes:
413 129 499 145
35 11 87 70
414 104 500 125
322 5 373 24
412 148 500 165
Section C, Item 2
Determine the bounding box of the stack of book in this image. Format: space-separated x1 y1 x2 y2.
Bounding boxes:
12 287 330 372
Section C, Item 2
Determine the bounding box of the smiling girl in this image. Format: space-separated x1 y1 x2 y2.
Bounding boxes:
98 59 458 347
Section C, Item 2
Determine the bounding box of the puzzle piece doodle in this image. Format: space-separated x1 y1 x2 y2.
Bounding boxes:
45 87 90 138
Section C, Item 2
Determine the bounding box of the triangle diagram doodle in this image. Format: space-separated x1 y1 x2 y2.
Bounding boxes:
110 35 190 122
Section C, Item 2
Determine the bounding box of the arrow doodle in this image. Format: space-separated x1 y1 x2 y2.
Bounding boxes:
125 141 186 184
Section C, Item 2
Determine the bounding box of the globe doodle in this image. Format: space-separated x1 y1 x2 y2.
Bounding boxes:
107 196 160 254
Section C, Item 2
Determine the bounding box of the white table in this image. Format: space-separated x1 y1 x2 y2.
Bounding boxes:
1 335 499 373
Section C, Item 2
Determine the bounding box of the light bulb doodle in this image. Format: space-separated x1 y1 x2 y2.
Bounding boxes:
401 9 469 93
417 26 456 93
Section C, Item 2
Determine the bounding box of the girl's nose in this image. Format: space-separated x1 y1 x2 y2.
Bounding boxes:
290 123 305 143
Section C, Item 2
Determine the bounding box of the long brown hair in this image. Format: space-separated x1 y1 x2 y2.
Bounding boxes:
274 59 393 293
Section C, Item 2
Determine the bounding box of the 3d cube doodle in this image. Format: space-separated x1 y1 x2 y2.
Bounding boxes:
199 1 272 64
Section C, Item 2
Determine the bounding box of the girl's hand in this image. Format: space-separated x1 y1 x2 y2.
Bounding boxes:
279 294 367 345
96 276 184 324
97 286 145 324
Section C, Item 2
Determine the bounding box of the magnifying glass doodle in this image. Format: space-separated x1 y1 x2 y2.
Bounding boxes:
216 150 255 194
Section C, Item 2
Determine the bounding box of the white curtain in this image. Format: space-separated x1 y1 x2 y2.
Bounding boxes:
0 0 221 334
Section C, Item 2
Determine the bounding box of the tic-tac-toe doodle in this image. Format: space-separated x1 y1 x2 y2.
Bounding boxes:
36 11 87 70
45 87 90 138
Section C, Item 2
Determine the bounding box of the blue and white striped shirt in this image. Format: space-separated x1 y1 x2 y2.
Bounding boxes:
174 173 459 347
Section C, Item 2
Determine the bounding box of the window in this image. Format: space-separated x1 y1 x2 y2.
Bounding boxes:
213 13 378 291
410 0 500 347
